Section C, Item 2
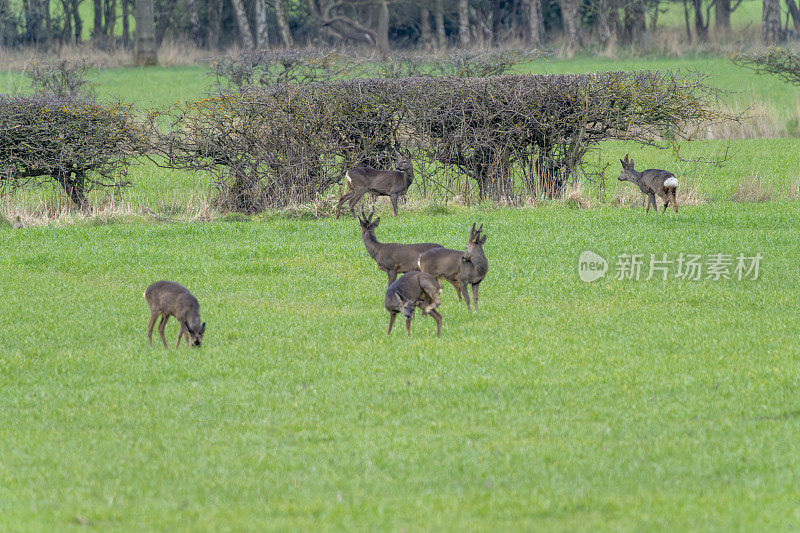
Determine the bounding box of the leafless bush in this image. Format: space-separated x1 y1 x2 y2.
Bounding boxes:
0 95 148 207
151 71 733 213
209 49 358 90
733 47 800 85
24 59 93 99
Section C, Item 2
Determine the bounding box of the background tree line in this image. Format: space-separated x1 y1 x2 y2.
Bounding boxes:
0 0 798 61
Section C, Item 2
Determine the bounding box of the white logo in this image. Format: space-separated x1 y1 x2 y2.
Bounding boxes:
578 251 608 282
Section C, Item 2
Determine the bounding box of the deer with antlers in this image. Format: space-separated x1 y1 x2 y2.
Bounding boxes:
357 208 443 286
419 223 488 312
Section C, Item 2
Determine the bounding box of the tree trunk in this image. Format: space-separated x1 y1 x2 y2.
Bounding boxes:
92 0 103 41
155 0 177 45
61 0 73 42
55 171 88 208
786 0 800 32
435 0 446 48
122 0 130 46
420 6 433 48
763 0 781 42
527 0 542 45
624 0 646 43
24 0 48 45
597 0 612 46
692 0 707 40
491 0 501 44
274 0 293 45
560 0 581 47
134 0 157 65
230 0 254 48
104 0 117 48
255 0 269 48
377 0 389 54
71 0 82 42
716 0 731 31
185 0 201 45
458 0 470 46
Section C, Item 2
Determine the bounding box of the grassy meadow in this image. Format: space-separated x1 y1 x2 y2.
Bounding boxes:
3 203 800 529
2 50 800 530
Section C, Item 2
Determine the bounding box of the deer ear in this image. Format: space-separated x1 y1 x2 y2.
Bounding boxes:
396 293 404 306
201 322 206 334
479 234 487 245
629 158 635 168
373 216 380 227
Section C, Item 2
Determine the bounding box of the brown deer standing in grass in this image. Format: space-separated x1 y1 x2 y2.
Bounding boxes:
385 271 443 337
144 281 206 348
335 153 415 218
419 223 488 312
618 153 679 213
358 208 443 286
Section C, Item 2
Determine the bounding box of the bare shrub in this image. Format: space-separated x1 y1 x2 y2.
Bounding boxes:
209 49 358 90
25 59 93 99
152 71 733 213
733 47 800 85
0 95 148 207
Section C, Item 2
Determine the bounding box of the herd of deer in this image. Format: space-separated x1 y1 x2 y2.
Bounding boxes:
143 153 677 347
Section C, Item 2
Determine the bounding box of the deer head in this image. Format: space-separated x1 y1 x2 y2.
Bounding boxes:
358 207 380 236
463 223 487 263
619 153 640 182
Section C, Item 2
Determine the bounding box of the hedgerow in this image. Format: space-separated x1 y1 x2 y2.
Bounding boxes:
0 95 147 207
152 70 733 212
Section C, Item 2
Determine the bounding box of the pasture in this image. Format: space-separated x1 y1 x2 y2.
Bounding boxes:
2 54 800 529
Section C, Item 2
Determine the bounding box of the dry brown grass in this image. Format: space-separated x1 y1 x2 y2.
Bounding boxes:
0 40 215 71
565 186 590 209
612 179 708 209
729 174 774 203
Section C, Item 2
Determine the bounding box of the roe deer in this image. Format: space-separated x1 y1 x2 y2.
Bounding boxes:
618 153 678 213
419 223 488 312
358 208 443 286
144 281 206 349
336 153 415 218
385 271 443 337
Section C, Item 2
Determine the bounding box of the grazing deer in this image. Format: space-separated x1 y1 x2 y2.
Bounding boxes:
618 153 679 213
335 153 415 218
385 271 443 337
144 281 206 349
358 208 443 286
419 223 488 312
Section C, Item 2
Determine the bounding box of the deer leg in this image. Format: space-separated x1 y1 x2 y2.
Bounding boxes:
335 192 352 219
672 189 678 212
447 278 462 300
176 322 186 349
387 269 398 287
158 315 169 349
349 190 367 217
387 312 397 335
461 281 472 311
471 283 480 311
405 317 412 336
390 193 400 216
429 309 442 337
147 310 158 347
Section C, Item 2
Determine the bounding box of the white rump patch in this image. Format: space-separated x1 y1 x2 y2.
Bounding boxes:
664 177 678 188
345 172 352 184
438 288 443 294
142 290 146 299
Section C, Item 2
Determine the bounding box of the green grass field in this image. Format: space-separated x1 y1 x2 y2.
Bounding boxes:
3 48 800 529
2 203 800 529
